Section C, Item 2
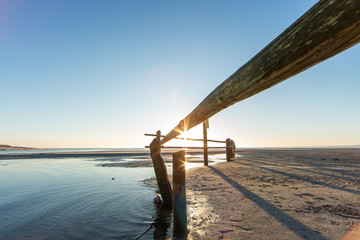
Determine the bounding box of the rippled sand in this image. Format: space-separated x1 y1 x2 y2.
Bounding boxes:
186 149 360 239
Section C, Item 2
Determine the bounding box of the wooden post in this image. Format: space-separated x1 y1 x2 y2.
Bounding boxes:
226 138 231 162
203 120 208 166
149 138 173 209
156 130 161 142
230 139 236 158
173 150 187 238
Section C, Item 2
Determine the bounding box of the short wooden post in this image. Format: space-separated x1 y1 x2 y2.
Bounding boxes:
203 120 208 166
156 130 161 142
149 138 173 209
230 139 236 159
226 138 231 162
173 150 187 238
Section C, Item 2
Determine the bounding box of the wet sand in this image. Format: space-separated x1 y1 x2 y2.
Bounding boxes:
186 149 360 239
0 149 224 160
3 148 359 239
0 150 224 168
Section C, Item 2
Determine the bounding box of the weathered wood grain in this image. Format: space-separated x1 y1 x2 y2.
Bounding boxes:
160 0 360 145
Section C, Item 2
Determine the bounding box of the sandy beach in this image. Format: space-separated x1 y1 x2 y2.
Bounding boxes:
2 148 359 239
186 149 360 239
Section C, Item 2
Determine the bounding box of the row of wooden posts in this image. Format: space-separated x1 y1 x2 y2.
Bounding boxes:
145 122 236 164
145 121 236 238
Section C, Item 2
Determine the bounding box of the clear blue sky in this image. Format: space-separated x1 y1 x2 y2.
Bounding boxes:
1 0 359 148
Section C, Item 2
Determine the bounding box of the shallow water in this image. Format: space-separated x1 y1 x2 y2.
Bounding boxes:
0 151 226 239
0 157 164 239
0 148 147 155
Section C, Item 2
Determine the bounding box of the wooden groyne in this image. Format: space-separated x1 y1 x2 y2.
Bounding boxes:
160 0 360 145
146 0 360 238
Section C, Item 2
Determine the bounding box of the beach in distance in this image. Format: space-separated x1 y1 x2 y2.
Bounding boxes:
0 147 359 239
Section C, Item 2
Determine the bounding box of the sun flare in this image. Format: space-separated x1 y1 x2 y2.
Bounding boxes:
184 161 190 170
181 130 189 140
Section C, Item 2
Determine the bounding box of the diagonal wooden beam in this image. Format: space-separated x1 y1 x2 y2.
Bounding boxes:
160 0 360 145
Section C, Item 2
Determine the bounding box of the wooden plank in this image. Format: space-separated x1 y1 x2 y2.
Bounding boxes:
172 150 187 238
159 0 360 145
149 138 173 209
144 133 226 144
145 146 227 149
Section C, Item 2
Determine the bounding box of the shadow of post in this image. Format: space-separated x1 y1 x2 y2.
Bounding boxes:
244 157 360 184
135 197 173 240
209 166 326 240
235 162 360 195
152 200 173 239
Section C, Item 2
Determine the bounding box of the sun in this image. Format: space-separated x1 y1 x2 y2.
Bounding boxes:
180 130 189 140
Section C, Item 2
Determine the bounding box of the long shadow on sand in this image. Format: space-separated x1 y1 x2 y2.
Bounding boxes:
235 162 360 195
250 155 360 179
244 157 360 184
209 166 326 240
244 154 360 179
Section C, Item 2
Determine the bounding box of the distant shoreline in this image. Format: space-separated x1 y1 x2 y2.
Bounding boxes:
0 149 226 160
0 144 44 151
1 147 359 160
1 143 359 152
